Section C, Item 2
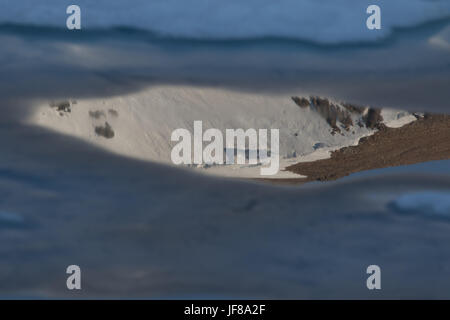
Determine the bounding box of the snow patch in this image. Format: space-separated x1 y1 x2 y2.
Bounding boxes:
29 87 413 179
381 109 417 128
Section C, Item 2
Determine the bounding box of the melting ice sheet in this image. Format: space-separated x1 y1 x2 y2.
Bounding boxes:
1 0 449 44
0 0 450 299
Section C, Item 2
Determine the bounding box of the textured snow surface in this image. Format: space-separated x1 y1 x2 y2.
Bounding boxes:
29 86 416 179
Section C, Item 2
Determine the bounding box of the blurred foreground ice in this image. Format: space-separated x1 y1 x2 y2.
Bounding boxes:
390 192 450 216
0 122 450 299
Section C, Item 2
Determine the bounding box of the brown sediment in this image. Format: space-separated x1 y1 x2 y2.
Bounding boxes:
285 114 450 182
